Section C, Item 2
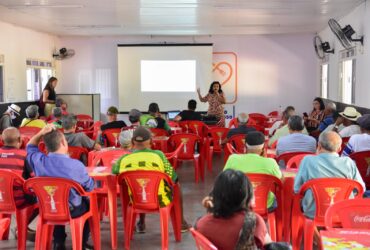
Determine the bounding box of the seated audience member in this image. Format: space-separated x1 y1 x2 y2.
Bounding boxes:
0 104 21 132
0 127 36 239
318 102 336 132
224 131 282 209
342 114 370 156
62 114 101 151
174 99 202 122
269 106 295 136
100 106 127 131
55 98 68 115
26 125 94 249
112 126 189 232
20 105 46 128
294 131 365 219
304 97 325 133
268 109 308 147
49 107 63 128
226 113 256 139
195 169 271 249
332 107 362 138
127 108 142 128
119 129 134 151
276 115 316 156
140 103 171 132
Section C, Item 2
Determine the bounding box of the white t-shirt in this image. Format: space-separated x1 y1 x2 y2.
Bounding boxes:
269 120 283 136
342 133 370 156
339 124 361 138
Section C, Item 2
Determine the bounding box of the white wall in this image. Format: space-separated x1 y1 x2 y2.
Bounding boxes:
0 20 59 102
58 34 318 117
319 2 370 108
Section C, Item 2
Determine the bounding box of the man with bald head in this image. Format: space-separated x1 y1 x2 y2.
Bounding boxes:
226 113 256 139
294 131 365 219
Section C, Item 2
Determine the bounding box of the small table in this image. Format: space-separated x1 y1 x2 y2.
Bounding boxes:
87 166 118 249
321 229 370 249
152 136 169 153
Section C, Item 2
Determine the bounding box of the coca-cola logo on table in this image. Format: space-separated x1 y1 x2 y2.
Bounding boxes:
353 215 370 223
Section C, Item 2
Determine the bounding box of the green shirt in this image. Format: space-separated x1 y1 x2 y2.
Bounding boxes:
140 114 171 131
224 153 282 208
268 124 308 147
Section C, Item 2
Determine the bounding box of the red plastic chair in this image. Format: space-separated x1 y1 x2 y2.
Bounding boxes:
164 143 184 170
24 177 101 250
76 114 94 130
0 169 38 250
102 128 122 147
19 127 41 138
268 111 279 118
78 121 102 140
228 134 246 153
246 173 283 241
168 133 203 182
68 146 89 165
150 128 168 136
188 121 208 138
291 178 364 250
224 143 239 164
91 149 130 167
190 228 218 250
117 170 182 250
228 117 257 129
206 127 229 172
339 137 350 154
276 151 315 167
285 153 313 170
325 198 370 230
167 121 180 128
178 121 190 133
0 218 10 240
349 150 370 190
249 113 268 127
250 124 265 133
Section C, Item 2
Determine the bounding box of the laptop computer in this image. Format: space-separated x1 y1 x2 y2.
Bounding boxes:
167 111 180 121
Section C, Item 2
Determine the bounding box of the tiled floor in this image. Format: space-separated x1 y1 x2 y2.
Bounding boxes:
1 154 225 250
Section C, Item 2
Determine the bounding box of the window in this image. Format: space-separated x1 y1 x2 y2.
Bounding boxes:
26 59 53 101
320 64 328 98
340 59 356 104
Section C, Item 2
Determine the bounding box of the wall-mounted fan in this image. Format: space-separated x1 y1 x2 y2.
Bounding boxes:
328 18 364 50
313 35 334 59
52 48 75 60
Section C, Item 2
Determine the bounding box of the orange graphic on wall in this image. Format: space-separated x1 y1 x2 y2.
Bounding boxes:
212 52 238 104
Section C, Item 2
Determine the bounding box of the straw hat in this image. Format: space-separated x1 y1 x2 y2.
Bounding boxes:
339 107 361 121
8 104 21 116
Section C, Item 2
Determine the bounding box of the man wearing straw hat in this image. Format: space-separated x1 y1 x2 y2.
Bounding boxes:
0 104 21 132
332 107 362 137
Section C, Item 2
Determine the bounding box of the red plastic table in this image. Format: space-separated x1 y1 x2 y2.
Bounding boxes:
321 229 370 249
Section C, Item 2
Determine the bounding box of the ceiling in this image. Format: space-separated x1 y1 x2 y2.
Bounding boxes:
0 0 365 36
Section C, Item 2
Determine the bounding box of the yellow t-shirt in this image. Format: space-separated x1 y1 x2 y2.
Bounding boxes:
20 118 46 128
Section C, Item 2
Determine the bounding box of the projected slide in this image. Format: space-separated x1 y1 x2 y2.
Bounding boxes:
141 60 196 92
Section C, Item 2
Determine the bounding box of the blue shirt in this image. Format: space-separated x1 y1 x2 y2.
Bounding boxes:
276 133 317 156
26 144 94 207
318 115 334 132
294 153 365 218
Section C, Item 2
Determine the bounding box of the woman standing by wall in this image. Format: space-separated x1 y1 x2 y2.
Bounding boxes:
39 77 58 117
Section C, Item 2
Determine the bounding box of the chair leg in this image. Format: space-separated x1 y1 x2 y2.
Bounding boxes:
304 219 315 250
89 216 101 250
15 208 30 250
124 207 134 250
0 218 10 240
70 219 85 250
159 207 170 250
267 213 277 242
0 214 11 240
207 148 213 172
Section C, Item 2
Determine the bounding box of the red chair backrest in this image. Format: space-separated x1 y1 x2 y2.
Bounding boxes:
91 149 129 167
228 134 246 153
167 121 180 128
298 178 364 222
0 169 23 212
276 151 315 166
150 128 168 137
168 133 201 160
190 228 218 250
19 127 41 137
246 173 282 217
68 146 89 162
268 111 279 117
76 114 94 130
178 121 190 133
250 124 265 133
224 143 239 164
325 198 370 230
339 137 350 154
20 136 30 149
117 170 174 210
188 121 207 138
76 114 93 120
228 117 257 129
207 128 229 152
102 128 122 147
164 143 184 162
249 113 267 127
286 153 313 170
24 177 87 222
349 150 370 189
38 141 47 154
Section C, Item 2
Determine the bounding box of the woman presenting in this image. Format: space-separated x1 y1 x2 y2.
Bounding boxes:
197 81 226 127
39 77 58 117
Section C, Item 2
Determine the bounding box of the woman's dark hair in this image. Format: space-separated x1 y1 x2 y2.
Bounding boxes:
313 97 325 111
148 102 159 113
210 169 253 218
208 81 223 94
43 77 58 91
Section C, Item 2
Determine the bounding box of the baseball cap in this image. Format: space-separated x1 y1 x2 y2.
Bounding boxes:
357 114 370 130
132 126 152 142
129 109 141 119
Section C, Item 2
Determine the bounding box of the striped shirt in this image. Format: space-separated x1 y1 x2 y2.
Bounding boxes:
342 134 370 156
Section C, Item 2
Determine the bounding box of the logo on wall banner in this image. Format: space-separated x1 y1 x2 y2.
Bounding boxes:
212 52 238 125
